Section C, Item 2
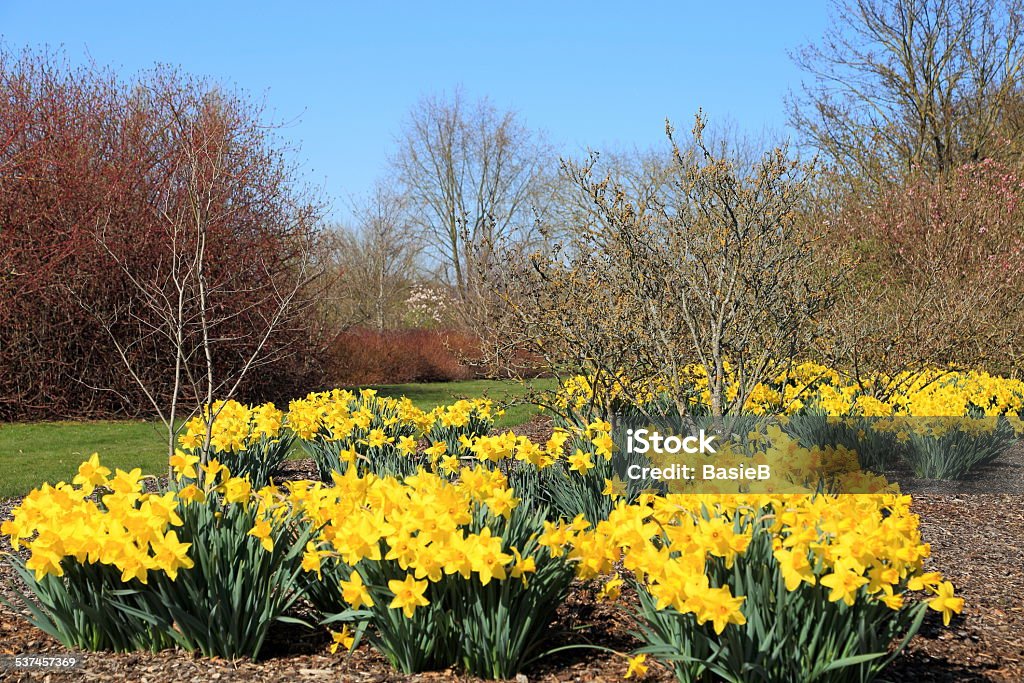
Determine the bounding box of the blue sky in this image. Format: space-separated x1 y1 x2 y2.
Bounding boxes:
1 1 831 220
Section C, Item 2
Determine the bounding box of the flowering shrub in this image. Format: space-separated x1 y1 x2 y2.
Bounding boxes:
403 285 452 327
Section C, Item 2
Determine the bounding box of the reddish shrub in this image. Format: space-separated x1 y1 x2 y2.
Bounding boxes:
0 50 325 420
326 328 484 385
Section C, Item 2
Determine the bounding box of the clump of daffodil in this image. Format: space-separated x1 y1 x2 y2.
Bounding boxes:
5 453 312 660
177 399 294 487
566 492 962 682
293 465 574 679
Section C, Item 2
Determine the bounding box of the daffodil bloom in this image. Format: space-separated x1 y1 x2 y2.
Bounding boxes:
108 468 143 495
773 547 816 591
329 626 355 654
200 458 228 481
818 559 869 606
439 454 461 474
340 570 374 609
624 653 648 679
365 428 392 449
696 586 747 634
222 477 252 504
301 542 327 579
72 452 111 494
602 477 627 498
483 487 519 518
388 574 430 618
908 571 943 591
424 441 447 459
25 544 64 581
567 449 595 474
928 581 964 626
169 451 200 480
177 484 206 504
880 588 904 610
247 519 274 552
598 573 623 602
592 432 615 459
151 530 194 580
510 548 536 587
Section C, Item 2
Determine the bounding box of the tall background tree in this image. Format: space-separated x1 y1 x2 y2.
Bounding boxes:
790 0 1024 381
392 89 552 314
322 185 423 332
788 0 1024 184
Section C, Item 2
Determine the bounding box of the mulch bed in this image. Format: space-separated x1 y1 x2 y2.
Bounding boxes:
1 416 1022 682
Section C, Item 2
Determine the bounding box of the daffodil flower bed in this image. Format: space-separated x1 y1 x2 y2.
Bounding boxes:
292 466 576 678
555 363 1024 418
286 389 499 480
1 390 967 681
554 364 1024 480
570 493 963 682
462 418 894 527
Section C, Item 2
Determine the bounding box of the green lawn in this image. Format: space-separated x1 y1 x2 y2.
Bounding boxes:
0 379 553 499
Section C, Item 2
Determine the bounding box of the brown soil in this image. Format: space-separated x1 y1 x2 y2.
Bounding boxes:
1 415 1021 682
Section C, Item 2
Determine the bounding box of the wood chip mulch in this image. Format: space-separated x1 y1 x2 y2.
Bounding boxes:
1 416 1022 682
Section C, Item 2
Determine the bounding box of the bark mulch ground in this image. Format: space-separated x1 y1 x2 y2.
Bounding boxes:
1 416 1022 682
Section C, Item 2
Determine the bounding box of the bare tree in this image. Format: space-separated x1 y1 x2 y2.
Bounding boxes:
392 89 551 310
86 72 323 460
543 121 787 250
788 0 1024 183
323 185 424 331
